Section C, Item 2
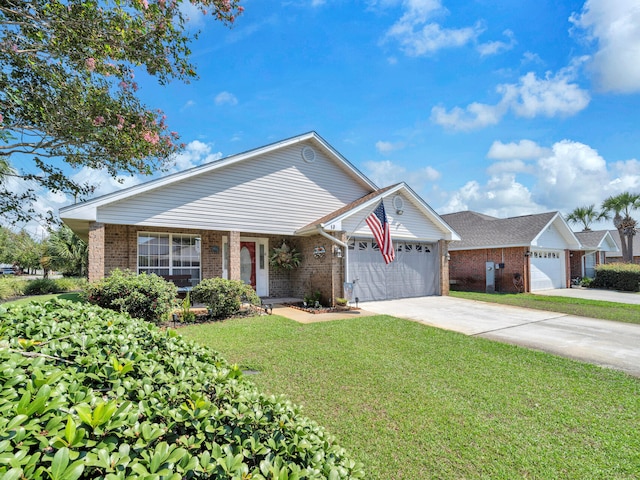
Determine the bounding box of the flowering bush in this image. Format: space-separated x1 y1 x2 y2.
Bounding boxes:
85 269 177 323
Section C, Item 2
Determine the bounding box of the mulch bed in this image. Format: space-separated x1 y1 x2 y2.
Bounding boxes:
284 302 357 314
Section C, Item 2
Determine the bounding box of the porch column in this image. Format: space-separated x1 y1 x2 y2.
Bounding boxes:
88 222 105 282
439 239 450 295
228 231 241 281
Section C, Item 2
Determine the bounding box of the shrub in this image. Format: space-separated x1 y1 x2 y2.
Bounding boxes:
23 278 62 295
191 277 261 318
0 277 25 300
85 269 177 324
54 277 87 292
0 300 365 479
591 263 640 292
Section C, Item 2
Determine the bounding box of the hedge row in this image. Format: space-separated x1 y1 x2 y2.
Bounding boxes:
0 277 86 301
591 263 640 292
0 300 364 479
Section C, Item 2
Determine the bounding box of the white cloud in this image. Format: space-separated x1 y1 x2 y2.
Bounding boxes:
167 140 223 173
439 174 542 218
439 138 640 219
487 139 551 160
181 100 196 111
364 159 440 188
500 71 590 118
431 69 590 130
571 0 640 93
375 140 405 153
431 101 505 130
384 0 482 56
477 29 516 57
214 91 238 106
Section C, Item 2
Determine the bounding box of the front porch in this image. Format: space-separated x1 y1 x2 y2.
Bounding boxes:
89 222 347 306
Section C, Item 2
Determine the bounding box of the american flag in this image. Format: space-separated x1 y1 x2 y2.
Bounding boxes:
365 201 395 264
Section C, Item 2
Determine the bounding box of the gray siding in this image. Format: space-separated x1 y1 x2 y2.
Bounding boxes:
98 141 371 234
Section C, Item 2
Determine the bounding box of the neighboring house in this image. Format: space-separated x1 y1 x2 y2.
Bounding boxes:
60 132 459 304
605 230 640 264
570 230 618 279
441 211 581 293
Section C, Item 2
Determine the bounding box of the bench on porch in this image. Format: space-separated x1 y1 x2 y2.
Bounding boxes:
161 274 193 297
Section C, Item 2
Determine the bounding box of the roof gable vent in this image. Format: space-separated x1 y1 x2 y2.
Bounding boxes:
301 146 316 163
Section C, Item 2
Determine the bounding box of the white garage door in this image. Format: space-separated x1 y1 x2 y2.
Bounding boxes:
530 249 565 290
347 239 439 301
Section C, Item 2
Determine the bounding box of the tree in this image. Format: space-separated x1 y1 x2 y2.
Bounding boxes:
602 192 640 263
565 204 609 231
0 0 242 223
44 224 88 277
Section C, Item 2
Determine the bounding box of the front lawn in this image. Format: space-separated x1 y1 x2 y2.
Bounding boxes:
451 290 640 325
181 315 639 479
1 292 83 305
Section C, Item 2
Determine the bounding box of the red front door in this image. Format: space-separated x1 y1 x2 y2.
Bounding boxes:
240 242 256 289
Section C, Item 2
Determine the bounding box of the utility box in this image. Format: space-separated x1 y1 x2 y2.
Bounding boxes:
486 261 495 293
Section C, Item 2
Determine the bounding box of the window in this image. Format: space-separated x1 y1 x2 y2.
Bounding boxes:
138 233 201 284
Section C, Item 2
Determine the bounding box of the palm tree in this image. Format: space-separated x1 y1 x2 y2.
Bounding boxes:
45 225 88 277
565 204 609 231
602 192 640 263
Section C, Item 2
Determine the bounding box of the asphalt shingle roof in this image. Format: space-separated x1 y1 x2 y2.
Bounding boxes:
574 230 610 250
441 211 558 250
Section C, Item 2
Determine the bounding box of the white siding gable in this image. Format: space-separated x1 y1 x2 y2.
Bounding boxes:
342 192 446 242
533 222 570 249
98 141 371 235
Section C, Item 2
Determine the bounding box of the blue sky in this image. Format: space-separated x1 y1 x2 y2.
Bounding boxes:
18 0 640 234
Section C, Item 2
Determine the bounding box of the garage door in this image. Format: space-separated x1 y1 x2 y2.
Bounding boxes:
530 249 565 290
347 239 439 301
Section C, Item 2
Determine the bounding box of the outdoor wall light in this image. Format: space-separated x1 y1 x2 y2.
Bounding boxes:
333 245 343 258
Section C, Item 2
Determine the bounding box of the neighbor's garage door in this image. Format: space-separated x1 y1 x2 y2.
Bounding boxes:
347 238 439 301
530 249 565 290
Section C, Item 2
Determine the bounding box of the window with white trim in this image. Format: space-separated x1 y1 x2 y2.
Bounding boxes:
138 233 201 284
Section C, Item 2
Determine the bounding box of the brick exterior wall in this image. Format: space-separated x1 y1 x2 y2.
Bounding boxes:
291 233 344 306
90 224 442 303
449 247 528 293
439 240 449 296
88 222 105 282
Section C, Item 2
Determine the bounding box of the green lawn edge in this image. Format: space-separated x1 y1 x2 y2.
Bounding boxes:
450 290 640 324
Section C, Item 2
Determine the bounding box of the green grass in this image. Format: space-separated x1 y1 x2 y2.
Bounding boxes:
181 315 640 479
451 290 640 325
1 292 84 305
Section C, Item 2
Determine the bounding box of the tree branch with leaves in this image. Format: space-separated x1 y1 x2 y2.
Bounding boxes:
0 0 243 223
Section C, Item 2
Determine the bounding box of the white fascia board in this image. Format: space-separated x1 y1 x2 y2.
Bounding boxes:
59 131 378 221
531 212 582 250
309 183 461 241
599 232 620 252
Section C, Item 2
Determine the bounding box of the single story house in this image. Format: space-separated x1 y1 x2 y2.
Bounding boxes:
441 211 581 293
605 230 640 264
60 132 459 304
570 230 618 279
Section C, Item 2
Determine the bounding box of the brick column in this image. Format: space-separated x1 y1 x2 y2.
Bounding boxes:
331 232 347 305
229 231 241 281
88 222 105 282
439 239 450 296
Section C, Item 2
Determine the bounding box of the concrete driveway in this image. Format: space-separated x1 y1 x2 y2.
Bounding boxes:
359 296 640 378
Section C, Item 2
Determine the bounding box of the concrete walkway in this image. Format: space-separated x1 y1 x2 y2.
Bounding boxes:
359 296 640 378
